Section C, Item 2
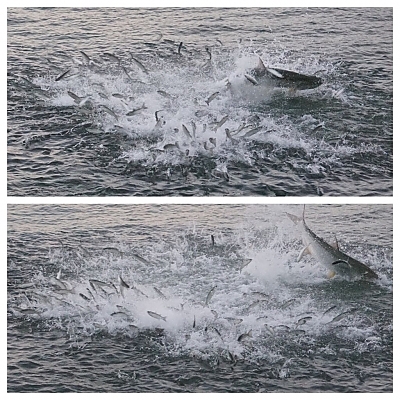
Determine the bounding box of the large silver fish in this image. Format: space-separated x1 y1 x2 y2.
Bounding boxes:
286 207 378 279
250 57 323 90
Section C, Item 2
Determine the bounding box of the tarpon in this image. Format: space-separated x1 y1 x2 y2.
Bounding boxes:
286 207 378 279
250 57 323 90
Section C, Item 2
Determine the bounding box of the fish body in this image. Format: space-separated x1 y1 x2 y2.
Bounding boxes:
206 91 220 106
147 310 167 322
287 207 378 279
238 329 252 342
250 57 323 90
205 285 217 306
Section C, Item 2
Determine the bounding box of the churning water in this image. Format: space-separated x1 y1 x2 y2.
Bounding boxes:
7 7 393 196
7 204 393 392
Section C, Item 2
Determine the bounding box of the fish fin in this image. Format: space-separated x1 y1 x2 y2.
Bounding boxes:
330 236 339 250
332 259 350 268
327 270 336 279
267 67 284 79
254 57 267 77
285 212 302 225
297 245 310 262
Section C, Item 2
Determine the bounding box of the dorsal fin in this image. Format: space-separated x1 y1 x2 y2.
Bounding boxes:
254 57 267 77
332 235 339 250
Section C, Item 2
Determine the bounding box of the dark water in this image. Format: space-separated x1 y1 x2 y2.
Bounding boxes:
7 7 393 196
7 204 393 392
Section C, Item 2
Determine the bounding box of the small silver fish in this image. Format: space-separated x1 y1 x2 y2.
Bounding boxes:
241 126 262 138
225 128 238 144
206 91 220 106
126 103 147 116
55 70 70 81
244 74 259 85
79 293 91 302
131 252 150 266
14 308 39 315
99 105 119 120
264 324 275 336
225 317 243 326
119 275 130 289
322 305 337 316
157 90 175 99
281 299 296 309
296 316 312 327
291 329 306 336
212 115 229 132
80 50 91 64
238 329 253 342
182 124 192 139
153 286 167 299
239 259 252 273
205 285 217 306
130 54 149 74
103 52 121 64
155 110 163 122
147 310 167 322
190 121 196 137
163 142 180 151
111 311 129 318
67 91 81 103
205 325 222 339
327 308 357 324
103 247 122 257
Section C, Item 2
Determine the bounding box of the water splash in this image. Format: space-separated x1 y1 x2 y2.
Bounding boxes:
8 213 392 364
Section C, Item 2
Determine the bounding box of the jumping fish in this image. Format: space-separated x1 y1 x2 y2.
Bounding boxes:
244 74 259 86
286 206 378 279
80 51 91 64
119 275 130 289
99 105 119 120
103 52 121 64
295 316 312 328
241 126 262 138
250 57 323 90
126 103 147 116
205 285 217 306
212 115 229 132
225 128 238 145
147 310 167 322
238 329 252 342
55 70 70 81
130 54 149 75
327 308 357 324
182 124 192 139
206 91 220 106
178 42 183 55
153 286 167 299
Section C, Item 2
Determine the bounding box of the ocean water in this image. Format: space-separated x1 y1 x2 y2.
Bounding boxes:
7 204 393 392
7 7 393 196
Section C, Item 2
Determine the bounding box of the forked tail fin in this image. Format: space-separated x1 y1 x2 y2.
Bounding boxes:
286 205 306 225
